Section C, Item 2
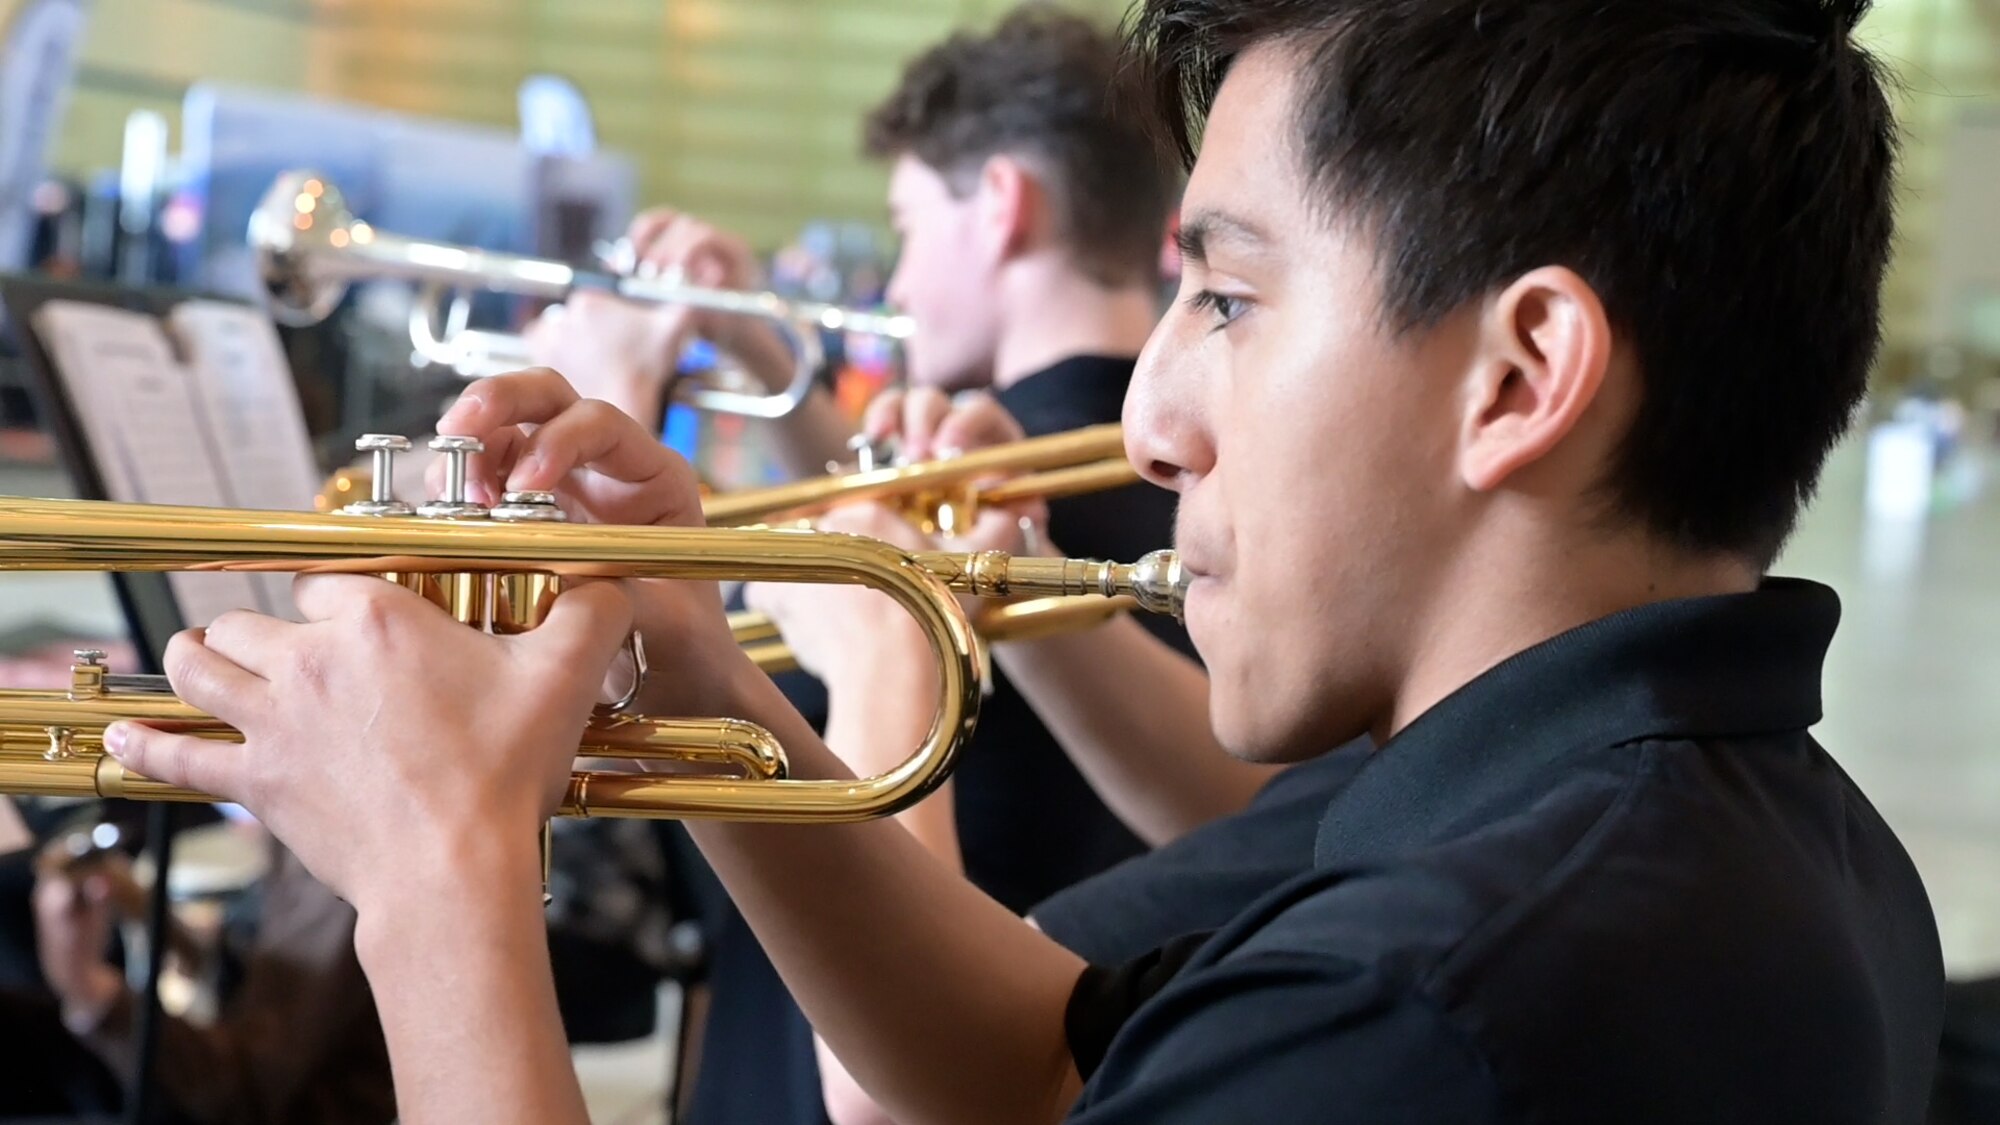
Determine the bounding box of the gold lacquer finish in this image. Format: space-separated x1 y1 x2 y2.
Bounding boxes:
703 423 1136 530
313 428 1164 674
735 596 1141 677
706 424 1169 671
0 496 1183 825
322 425 1139 541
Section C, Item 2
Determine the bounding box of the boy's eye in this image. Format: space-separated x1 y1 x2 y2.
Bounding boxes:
1187 289 1249 329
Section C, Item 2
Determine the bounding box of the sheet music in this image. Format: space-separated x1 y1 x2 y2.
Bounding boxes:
30 299 315 626
169 300 322 617
168 302 321 511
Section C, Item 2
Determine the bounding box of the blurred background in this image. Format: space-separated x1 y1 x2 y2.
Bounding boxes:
0 0 1994 1122
15 0 1997 344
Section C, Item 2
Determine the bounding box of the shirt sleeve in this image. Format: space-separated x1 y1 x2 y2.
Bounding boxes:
1066 931 1215 1077
1065 949 1506 1124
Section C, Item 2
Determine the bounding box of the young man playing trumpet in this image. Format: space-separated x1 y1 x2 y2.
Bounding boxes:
104 0 1943 1120
531 10 1259 1122
751 391 1355 1123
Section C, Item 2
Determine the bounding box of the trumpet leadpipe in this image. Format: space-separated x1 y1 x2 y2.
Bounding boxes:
731 549 1184 675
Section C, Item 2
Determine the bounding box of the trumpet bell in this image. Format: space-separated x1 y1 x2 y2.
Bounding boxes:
253 172 377 327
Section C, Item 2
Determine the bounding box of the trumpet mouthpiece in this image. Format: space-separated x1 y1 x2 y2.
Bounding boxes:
1121 550 1187 623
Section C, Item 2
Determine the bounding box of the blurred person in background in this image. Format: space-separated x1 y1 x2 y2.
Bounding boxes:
29 821 395 1125
520 7 1240 1124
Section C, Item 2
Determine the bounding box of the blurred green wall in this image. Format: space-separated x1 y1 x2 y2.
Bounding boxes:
18 0 1130 248
7 0 1998 357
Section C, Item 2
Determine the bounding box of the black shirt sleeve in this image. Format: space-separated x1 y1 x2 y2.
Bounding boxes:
1065 948 1506 1124
1066 931 1215 1080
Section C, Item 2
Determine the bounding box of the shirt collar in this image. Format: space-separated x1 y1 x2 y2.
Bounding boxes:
995 355 1136 427
1314 578 1840 865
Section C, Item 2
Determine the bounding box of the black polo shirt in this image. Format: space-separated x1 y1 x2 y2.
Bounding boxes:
954 355 1189 905
1065 580 1945 1123
687 355 1189 1125
1034 740 1373 965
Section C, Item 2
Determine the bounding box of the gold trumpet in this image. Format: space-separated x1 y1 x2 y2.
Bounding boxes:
252 171 914 421
318 424 1138 529
0 490 1183 824
317 425 1156 672
714 422 1149 671
731 595 1143 676
704 423 1136 532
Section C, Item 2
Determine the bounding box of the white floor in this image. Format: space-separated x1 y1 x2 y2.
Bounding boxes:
574 987 684 1125
1 425 1994 1122
1779 430 2000 979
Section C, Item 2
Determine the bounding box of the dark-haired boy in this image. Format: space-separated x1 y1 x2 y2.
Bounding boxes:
112 1 1944 1121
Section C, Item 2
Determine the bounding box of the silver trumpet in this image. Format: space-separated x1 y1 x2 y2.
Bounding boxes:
249 171 915 420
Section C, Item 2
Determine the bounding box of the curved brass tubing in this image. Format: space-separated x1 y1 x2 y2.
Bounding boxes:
702 423 1136 530
0 498 977 823
0 498 1180 824
254 171 911 420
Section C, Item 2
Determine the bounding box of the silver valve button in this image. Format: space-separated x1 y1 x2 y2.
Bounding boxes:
418 435 490 520
491 491 567 523
345 433 415 517
842 433 899 475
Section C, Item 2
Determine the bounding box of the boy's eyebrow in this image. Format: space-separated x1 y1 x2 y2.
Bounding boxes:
1176 209 1275 266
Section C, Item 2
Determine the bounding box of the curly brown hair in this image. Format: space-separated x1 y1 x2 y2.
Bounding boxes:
863 3 1178 287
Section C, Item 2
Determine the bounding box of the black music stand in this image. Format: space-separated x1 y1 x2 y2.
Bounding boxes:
0 274 243 1125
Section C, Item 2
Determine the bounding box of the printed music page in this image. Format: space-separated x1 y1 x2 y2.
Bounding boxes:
29 299 283 625
169 299 323 617
168 301 320 513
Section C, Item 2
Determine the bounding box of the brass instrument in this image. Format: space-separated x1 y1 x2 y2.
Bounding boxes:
251 171 915 420
713 422 1155 670
0 435 1185 825
319 425 1156 664
318 424 1138 528
731 592 1145 676
704 422 1136 532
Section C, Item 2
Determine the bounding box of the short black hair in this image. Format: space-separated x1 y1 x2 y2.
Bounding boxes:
864 3 1179 288
1125 0 1898 566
